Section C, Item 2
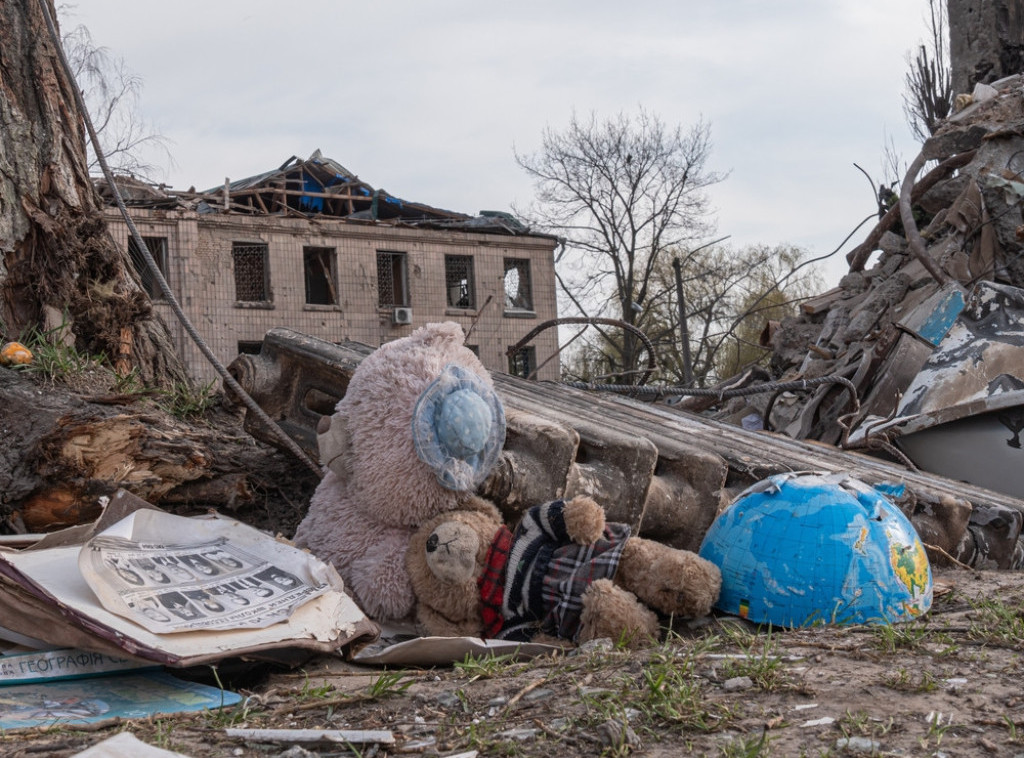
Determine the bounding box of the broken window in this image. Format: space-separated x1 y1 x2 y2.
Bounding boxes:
303 246 338 306
377 251 409 307
504 258 533 311
233 243 270 302
508 345 536 379
444 255 475 309
128 236 169 300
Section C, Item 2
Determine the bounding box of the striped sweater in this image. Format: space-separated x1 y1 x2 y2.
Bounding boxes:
477 499 630 642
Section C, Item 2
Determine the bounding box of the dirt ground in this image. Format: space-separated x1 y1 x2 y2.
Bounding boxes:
2 566 1024 757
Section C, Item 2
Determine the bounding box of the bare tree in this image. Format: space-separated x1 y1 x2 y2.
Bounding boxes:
515 108 723 383
560 243 821 387
59 14 171 179
904 0 953 142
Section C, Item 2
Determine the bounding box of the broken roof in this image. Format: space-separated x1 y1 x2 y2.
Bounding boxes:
94 149 538 236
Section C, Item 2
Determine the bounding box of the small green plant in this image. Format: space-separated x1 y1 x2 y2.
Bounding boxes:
297 672 334 699
882 667 938 693
921 711 953 748
718 625 790 692
1003 714 1024 743
156 379 218 418
16 324 105 381
719 729 770 757
455 652 517 680
630 647 729 731
838 709 872 737
966 596 1024 643
872 621 931 653
365 671 413 699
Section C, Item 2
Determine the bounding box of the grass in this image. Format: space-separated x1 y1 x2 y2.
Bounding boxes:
455 651 520 680
13 323 105 381
717 624 791 692
882 667 938 693
965 596 1024 644
155 379 219 419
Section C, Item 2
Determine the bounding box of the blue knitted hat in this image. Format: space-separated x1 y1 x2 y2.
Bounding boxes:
412 364 506 491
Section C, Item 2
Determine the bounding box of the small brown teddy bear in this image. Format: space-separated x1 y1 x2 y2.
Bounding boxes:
406 495 722 646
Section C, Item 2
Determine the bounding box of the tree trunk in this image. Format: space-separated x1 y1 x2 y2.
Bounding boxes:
0 0 186 385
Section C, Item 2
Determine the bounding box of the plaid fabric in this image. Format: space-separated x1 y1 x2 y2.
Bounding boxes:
478 524 513 638
540 522 630 639
491 500 632 642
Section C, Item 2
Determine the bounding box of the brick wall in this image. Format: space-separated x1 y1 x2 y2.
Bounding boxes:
105 209 561 384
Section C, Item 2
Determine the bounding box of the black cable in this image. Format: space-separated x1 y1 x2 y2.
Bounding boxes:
38 0 323 478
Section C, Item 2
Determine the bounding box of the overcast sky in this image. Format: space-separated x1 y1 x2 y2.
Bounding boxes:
64 1 935 286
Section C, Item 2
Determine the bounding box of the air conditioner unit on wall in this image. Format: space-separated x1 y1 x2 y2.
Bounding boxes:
392 307 413 325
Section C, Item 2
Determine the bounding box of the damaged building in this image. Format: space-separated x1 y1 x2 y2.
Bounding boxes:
97 150 561 383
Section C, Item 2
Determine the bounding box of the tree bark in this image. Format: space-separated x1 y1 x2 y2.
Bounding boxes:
0 0 186 384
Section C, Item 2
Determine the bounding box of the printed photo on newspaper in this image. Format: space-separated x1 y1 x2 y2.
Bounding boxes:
78 509 343 634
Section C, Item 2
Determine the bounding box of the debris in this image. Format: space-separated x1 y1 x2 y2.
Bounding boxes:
0 490 376 666
71 732 194 757
801 716 836 728
352 631 562 667
223 728 395 745
230 328 1024 571
0 669 239 731
0 647 151 685
79 507 342 634
0 341 32 366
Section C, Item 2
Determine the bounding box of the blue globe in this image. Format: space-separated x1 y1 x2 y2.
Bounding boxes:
698 472 932 627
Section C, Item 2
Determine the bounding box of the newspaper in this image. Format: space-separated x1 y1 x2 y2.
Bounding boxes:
0 490 378 666
79 509 341 633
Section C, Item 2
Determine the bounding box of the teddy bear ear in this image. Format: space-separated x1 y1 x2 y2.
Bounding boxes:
317 409 353 479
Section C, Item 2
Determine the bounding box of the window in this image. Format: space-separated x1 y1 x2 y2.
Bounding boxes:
508 345 536 379
503 258 533 311
237 341 263 355
377 251 408 307
444 255 475 309
233 243 270 302
303 246 337 305
128 236 169 299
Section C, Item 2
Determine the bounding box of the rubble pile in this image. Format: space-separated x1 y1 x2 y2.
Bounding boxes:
734 78 1024 443
711 76 1024 568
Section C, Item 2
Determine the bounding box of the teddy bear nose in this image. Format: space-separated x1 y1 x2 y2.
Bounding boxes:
426 533 439 552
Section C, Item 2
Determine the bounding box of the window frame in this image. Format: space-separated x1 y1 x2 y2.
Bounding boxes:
508 345 537 379
376 250 409 308
303 246 338 306
503 258 534 313
232 242 271 304
444 254 476 310
128 236 169 300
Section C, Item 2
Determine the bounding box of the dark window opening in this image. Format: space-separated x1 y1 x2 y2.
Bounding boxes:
128 236 169 300
304 246 337 305
504 258 533 310
508 345 536 379
233 243 270 302
445 255 475 309
377 251 408 307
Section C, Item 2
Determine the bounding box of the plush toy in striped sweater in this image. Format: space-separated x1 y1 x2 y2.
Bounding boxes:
406 494 721 647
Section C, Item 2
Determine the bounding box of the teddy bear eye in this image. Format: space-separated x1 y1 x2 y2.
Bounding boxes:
426 534 439 552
